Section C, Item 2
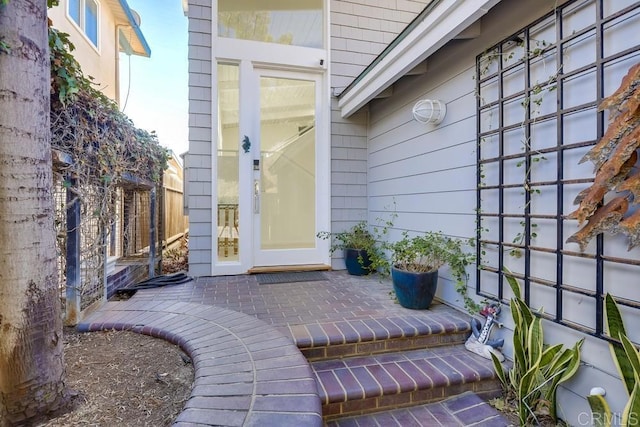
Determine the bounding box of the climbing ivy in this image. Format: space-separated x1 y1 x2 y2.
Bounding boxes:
49 28 83 102
0 0 8 53
49 21 168 184
48 10 167 279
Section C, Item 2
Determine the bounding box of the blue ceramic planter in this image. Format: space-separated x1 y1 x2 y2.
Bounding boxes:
344 248 373 276
391 266 438 309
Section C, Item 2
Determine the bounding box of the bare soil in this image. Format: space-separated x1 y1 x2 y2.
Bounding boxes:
34 236 193 426
36 327 194 427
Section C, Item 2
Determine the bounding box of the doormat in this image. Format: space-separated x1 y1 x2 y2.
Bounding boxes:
255 271 327 285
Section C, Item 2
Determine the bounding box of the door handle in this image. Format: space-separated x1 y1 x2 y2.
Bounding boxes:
254 180 260 214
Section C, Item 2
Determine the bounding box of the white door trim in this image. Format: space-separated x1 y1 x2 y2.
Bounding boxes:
211 61 330 275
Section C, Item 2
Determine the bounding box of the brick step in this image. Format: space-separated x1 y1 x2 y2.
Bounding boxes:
324 391 511 427
289 313 472 362
311 344 502 420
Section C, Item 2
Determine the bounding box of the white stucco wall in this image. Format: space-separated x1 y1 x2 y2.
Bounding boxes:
49 0 121 102
365 0 640 424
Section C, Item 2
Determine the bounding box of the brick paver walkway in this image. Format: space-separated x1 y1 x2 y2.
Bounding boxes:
78 271 510 426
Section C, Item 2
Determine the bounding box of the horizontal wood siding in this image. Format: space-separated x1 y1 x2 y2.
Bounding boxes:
330 0 431 91
329 0 430 268
328 99 368 269
366 0 639 423
368 66 479 239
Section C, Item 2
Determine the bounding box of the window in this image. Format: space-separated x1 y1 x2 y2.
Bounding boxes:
476 0 640 339
68 0 99 47
218 0 323 49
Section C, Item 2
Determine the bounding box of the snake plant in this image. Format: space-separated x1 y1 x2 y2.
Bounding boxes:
491 269 583 425
587 294 640 427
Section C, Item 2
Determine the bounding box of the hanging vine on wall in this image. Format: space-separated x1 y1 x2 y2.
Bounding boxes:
49 14 168 286
49 24 168 185
566 61 640 251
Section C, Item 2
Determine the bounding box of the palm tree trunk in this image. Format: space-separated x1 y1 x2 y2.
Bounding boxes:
0 0 67 424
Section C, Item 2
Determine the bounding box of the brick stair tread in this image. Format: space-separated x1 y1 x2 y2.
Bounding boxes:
290 312 472 349
324 391 512 427
312 344 498 405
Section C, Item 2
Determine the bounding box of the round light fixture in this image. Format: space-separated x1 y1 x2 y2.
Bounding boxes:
412 99 447 125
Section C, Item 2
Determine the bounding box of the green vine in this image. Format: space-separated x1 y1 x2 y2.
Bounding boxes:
0 0 8 53
49 23 167 185
477 36 562 259
48 16 167 293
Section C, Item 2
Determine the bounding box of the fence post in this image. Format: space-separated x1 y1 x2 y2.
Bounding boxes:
149 186 156 278
123 189 132 255
158 176 165 267
65 176 81 325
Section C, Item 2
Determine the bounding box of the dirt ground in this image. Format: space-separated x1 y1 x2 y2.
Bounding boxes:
38 327 194 427
34 236 193 426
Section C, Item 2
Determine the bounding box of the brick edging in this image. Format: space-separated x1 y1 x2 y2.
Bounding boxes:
77 300 323 427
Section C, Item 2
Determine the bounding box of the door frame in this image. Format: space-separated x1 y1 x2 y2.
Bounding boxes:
211 58 330 275
250 67 329 268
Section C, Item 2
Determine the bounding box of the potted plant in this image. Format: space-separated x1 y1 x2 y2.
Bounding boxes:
388 230 476 311
317 221 381 275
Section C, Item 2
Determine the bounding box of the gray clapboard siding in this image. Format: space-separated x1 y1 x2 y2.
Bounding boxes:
186 0 213 276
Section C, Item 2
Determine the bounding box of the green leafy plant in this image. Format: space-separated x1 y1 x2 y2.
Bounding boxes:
491 269 583 425
317 221 376 253
318 203 398 276
388 231 479 313
47 14 168 289
0 0 9 54
317 221 385 275
586 294 640 427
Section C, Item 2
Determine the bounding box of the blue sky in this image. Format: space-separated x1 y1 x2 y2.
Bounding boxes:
119 0 189 156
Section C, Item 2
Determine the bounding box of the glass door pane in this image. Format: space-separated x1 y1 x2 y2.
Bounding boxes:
259 76 316 251
217 64 240 261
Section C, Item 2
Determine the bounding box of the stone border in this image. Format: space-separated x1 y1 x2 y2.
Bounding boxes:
77 300 323 427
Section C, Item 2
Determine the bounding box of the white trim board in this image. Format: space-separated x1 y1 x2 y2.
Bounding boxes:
337 0 501 118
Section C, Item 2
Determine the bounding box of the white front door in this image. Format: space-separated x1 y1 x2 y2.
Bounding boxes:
213 63 329 274
251 68 326 267
211 0 330 275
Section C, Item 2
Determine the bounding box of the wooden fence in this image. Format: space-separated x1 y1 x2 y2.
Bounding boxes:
162 156 189 246
54 153 189 325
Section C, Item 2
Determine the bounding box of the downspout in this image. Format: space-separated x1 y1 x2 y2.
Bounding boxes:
115 25 121 105
114 24 125 106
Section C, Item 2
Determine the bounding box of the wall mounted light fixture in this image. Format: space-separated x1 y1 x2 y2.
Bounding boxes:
412 99 447 125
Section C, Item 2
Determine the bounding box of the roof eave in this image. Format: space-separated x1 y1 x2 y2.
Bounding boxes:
117 0 151 57
337 0 501 118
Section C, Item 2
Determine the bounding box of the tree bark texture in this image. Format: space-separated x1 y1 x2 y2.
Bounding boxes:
0 0 67 424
